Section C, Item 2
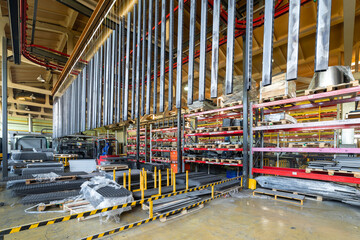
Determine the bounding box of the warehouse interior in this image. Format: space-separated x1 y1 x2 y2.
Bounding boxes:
0 0 360 239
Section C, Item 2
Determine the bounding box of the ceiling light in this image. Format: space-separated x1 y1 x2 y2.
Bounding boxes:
30 94 36 100
37 75 45 83
184 86 188 91
25 107 30 111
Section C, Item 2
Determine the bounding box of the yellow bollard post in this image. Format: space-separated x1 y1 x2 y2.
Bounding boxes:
186 170 189 190
241 176 243 188
113 169 116 182
211 185 214 199
154 167 157 188
149 200 153 218
123 172 127 189
144 171 147 190
140 172 144 200
167 168 169 186
128 169 131 191
173 172 176 193
158 170 161 195
170 168 173 185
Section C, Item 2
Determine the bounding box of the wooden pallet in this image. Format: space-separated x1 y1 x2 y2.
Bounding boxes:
189 108 204 113
63 200 98 222
258 119 295 126
260 95 291 103
26 175 77 185
305 80 359 96
305 168 360 178
203 158 220 163
222 101 243 108
183 156 201 161
36 199 74 212
22 159 43 163
271 189 322 202
253 188 304 205
96 164 128 171
346 111 360 119
288 142 331 148
158 204 204 222
219 126 242 131
220 159 242 164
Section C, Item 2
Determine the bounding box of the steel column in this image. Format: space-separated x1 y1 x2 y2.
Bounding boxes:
153 0 159 114
249 102 253 178
81 66 87 131
210 0 220 98
244 0 253 90
146 0 153 115
124 12 131 121
141 0 146 116
262 0 275 86
121 16 125 121
2 37 8 178
131 5 137 119
110 30 116 124
242 36 249 188
159 0 166 112
315 0 332 72
176 0 184 109
187 0 196 104
168 0 174 111
177 109 182 173
286 0 301 80
225 0 235 94
98 46 103 127
198 0 207 101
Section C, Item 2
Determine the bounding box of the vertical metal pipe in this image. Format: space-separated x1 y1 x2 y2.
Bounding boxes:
160 0 167 113
159 0 166 113
110 31 116 124
242 36 249 188
210 0 220 98
121 16 125 121
262 0 275 86
245 0 253 90
2 37 8 178
286 0 301 80
93 51 98 129
81 66 87 131
146 0 153 115
136 0 142 165
124 12 131 121
141 0 146 116
98 45 103 127
315 0 332 72
115 21 120 123
177 108 182 173
225 0 235 95
87 58 92 130
198 0 207 101
103 38 108 125
132 5 137 119
187 0 196 105
153 0 159 114
176 0 184 109
168 0 174 111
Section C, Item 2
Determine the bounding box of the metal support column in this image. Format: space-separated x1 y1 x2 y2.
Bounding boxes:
2 37 8 178
249 102 253 178
242 36 248 188
177 108 182 173
150 124 153 163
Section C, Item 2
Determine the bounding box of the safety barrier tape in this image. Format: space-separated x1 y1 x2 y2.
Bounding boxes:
0 176 242 237
81 190 234 240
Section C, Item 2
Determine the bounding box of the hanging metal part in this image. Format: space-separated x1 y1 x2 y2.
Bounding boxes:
2 37 8 178
198 0 208 101
110 30 116 125
146 0 153 115
245 0 254 90
132 4 137 119
98 45 103 127
168 0 174 111
124 12 131 121
121 16 125 121
93 50 99 129
103 37 109 126
177 109 182 173
87 58 93 130
187 0 196 105
117 21 122 123
286 0 301 81
261 0 275 86
135 1 142 118
153 0 159 114
141 0 146 116
315 0 332 72
159 0 166 113
7 0 21 64
210 0 220 98
176 0 184 109
225 0 235 95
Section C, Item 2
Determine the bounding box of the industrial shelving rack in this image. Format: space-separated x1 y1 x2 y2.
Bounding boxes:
126 125 149 163
150 117 179 165
250 83 360 185
183 104 244 170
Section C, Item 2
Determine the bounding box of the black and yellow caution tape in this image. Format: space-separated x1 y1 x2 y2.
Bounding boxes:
81 191 232 240
0 176 241 237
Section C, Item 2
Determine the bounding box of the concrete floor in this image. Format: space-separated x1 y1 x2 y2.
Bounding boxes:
0 184 360 240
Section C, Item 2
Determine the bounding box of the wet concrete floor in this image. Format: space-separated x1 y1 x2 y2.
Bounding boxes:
0 184 359 240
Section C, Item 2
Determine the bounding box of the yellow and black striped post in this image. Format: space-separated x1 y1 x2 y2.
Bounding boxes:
128 169 131 191
123 172 126 189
